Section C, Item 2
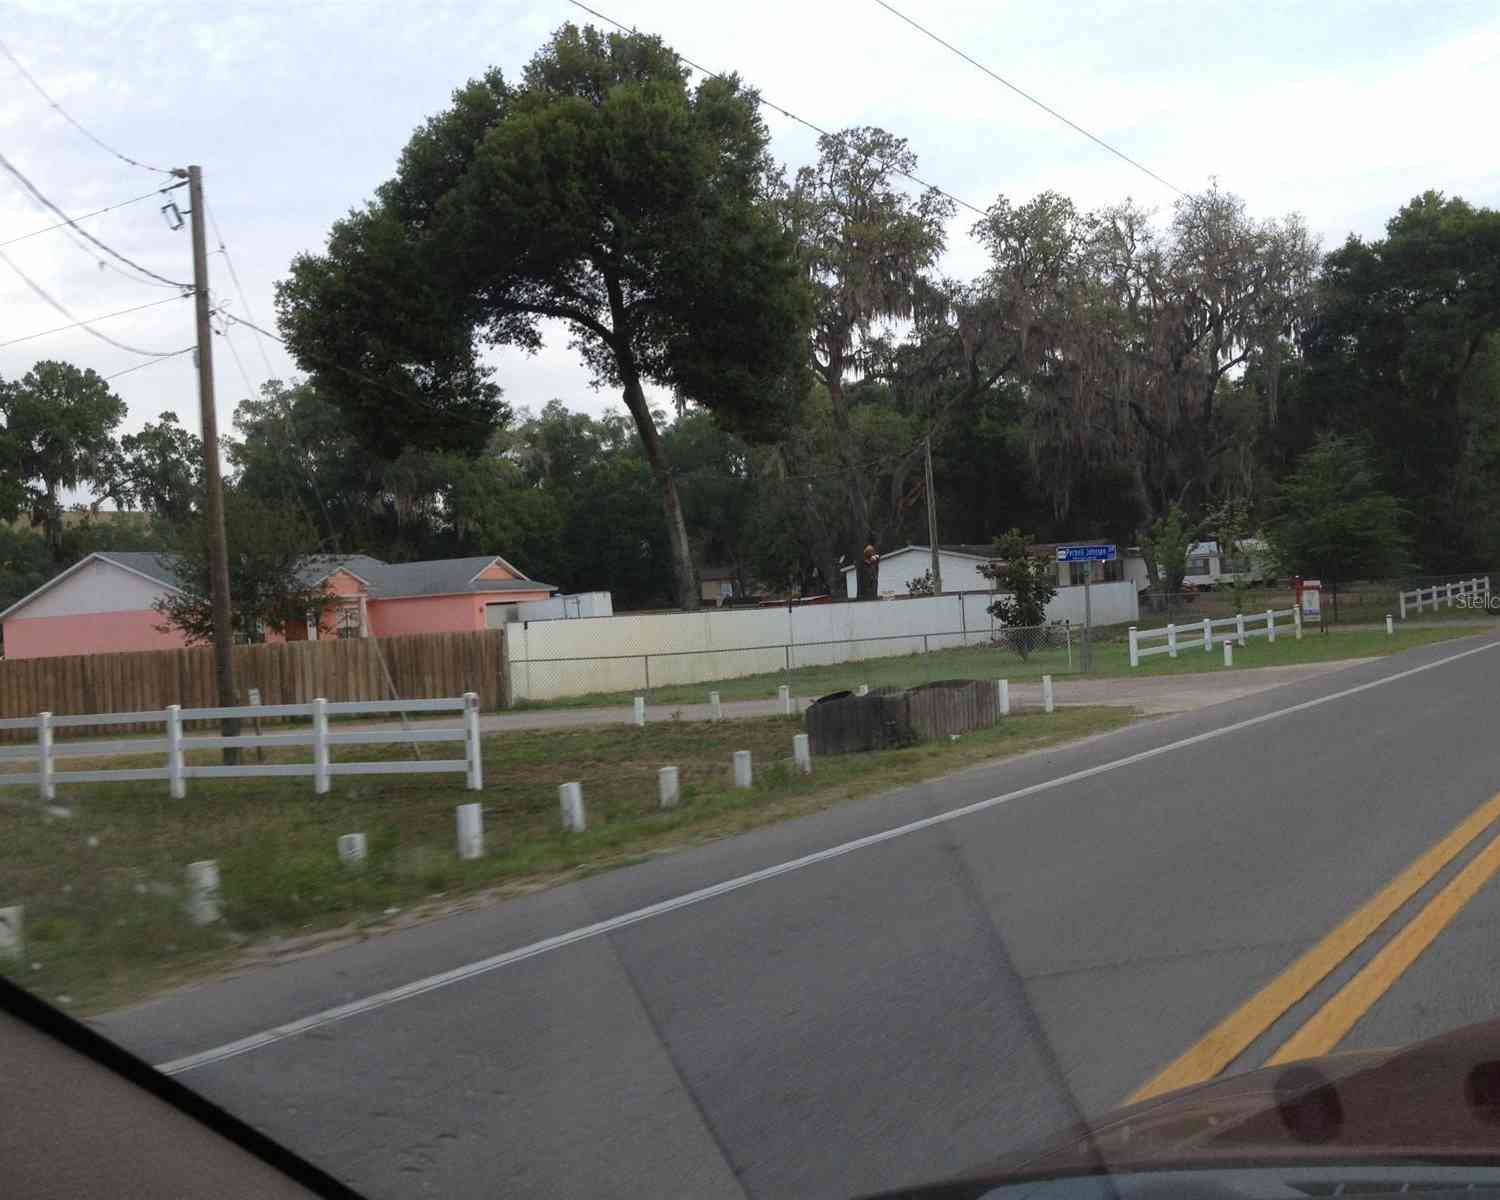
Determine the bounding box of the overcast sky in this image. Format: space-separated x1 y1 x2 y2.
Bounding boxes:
3 0 1498 454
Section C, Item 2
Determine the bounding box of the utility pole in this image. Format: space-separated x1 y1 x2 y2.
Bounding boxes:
924 434 942 595
182 165 240 762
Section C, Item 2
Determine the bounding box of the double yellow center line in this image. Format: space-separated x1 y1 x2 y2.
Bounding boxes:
1127 789 1500 1104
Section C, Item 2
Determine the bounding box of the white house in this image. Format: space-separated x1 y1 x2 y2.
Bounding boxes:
841 545 996 598
845 543 1152 598
1183 538 1273 589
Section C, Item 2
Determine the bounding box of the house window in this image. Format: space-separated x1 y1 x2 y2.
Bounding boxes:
337 605 362 639
235 618 266 645
1189 557 1212 576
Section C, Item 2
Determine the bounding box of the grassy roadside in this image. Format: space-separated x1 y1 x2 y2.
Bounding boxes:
0 705 1134 1015
514 623 1485 709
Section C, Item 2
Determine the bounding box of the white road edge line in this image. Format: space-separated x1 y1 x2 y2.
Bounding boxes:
157 637 1500 1076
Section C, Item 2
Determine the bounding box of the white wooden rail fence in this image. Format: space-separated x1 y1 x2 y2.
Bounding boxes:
1398 577 1490 620
0 694 483 800
1129 608 1301 667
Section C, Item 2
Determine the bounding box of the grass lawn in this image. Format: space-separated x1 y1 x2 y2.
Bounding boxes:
517 623 1484 709
0 705 1133 1014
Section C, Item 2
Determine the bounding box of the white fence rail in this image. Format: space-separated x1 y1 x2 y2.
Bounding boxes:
0 694 482 801
1398 576 1490 620
1129 608 1301 667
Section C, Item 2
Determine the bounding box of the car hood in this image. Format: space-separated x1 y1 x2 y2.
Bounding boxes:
864 1019 1500 1198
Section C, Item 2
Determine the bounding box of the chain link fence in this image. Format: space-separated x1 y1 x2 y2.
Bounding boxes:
506 622 1081 708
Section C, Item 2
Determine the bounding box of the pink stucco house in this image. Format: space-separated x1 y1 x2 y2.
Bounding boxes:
0 551 555 659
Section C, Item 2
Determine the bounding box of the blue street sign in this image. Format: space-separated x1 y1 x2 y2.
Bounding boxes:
1056 544 1117 563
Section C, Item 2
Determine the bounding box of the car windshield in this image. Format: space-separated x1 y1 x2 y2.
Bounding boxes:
4 3 1500 1197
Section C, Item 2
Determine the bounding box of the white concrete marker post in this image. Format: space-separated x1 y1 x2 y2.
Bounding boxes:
1042 675 1055 714
708 691 722 720
312 698 330 795
456 802 484 860
778 684 792 716
337 833 367 867
856 684 869 697
1387 614 1395 636
0 905 22 961
166 704 185 799
463 692 483 790
36 711 53 803
732 750 753 789
658 766 680 809
1223 641 1233 667
632 695 646 727
996 679 1010 717
559 782 586 832
1400 592 1407 621
792 734 812 775
185 860 221 927
1294 605 1303 640
1127 627 1139 668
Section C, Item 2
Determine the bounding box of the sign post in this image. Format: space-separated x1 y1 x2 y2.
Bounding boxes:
1057 545 1117 673
1302 578 1323 634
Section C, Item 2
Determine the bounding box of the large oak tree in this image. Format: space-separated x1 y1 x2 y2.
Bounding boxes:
277 24 808 610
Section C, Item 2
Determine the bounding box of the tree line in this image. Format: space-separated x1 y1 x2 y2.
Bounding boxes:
5 21 1500 619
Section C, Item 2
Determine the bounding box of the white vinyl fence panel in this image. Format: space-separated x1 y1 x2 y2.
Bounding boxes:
1397 576 1490 619
1129 608 1300 667
0 695 482 799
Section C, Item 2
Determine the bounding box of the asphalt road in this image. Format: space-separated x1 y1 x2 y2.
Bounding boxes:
98 631 1500 1198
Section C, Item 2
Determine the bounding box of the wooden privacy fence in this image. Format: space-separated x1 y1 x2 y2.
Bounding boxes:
0 630 504 741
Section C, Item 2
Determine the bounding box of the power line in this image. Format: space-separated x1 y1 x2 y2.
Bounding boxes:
566 0 987 218
106 346 195 380
221 312 449 415
0 184 177 249
216 312 259 403
0 150 192 289
0 247 185 357
0 293 188 349
870 0 1188 197
0 39 174 177
208 204 277 379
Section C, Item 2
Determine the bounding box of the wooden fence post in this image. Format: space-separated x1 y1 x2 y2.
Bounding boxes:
463 692 482 790
559 781 585 832
36 712 53 803
312 698 330 795
166 704 185 799
793 734 812 774
1128 627 1139 668
456 803 484 859
658 766 680 808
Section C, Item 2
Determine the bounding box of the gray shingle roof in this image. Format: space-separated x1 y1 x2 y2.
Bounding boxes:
355 557 554 599
94 551 554 601
96 551 183 589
